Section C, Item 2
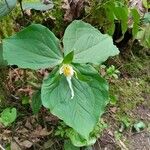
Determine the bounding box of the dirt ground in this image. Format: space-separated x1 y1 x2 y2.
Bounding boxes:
93 53 150 150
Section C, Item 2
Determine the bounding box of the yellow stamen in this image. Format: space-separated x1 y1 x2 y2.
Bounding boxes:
60 64 74 77
63 66 72 76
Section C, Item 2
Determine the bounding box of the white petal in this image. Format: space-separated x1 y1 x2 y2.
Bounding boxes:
59 66 63 74
66 76 74 99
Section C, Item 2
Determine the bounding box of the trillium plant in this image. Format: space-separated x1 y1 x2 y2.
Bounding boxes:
2 20 119 146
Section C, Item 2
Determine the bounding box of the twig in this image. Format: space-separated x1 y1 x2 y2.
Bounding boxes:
18 0 26 23
118 139 128 150
0 144 5 150
12 138 22 150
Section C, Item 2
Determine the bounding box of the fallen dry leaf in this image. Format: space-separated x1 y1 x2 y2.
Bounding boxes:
17 128 28 134
11 141 21 150
62 0 85 22
25 119 33 130
31 126 52 138
0 130 12 141
110 107 117 113
129 0 146 16
20 140 33 148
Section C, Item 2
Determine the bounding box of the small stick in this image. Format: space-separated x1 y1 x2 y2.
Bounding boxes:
18 0 25 17
0 144 5 150
18 0 26 24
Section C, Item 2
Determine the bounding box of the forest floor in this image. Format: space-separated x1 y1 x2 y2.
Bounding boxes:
94 49 150 150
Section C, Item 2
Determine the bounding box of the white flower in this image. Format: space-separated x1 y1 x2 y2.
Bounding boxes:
59 64 74 77
59 64 75 99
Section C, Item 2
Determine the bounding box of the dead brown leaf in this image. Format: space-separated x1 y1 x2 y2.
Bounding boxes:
25 119 33 130
129 0 146 16
17 128 28 134
11 141 21 150
110 107 117 113
20 140 33 148
0 130 12 141
62 0 85 22
31 126 52 138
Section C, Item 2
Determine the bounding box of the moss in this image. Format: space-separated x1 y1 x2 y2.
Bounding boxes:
109 53 150 124
110 78 146 113
123 56 150 78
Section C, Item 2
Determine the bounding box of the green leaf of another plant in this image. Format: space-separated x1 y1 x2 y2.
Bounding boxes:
142 12 150 24
31 89 42 114
131 9 140 37
114 6 128 34
136 24 150 48
0 0 17 19
63 20 119 65
3 24 63 70
22 96 30 105
23 1 54 11
0 43 7 67
0 107 17 127
134 121 146 132
66 128 97 147
41 64 109 139
64 140 79 150
142 0 148 8
109 94 117 105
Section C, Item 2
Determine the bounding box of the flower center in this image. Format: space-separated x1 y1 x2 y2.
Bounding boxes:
59 64 75 99
60 64 74 77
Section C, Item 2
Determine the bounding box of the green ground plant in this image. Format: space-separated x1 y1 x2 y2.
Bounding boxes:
85 0 140 36
2 20 119 147
0 107 17 126
0 0 149 149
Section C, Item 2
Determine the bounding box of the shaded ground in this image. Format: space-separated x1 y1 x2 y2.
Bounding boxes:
93 52 150 150
128 132 150 150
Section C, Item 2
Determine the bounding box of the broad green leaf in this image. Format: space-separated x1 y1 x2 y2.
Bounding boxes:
107 22 115 36
143 12 150 24
0 43 7 67
0 107 17 126
64 140 79 150
142 0 148 8
22 1 54 11
41 64 109 139
113 7 128 34
0 0 17 19
63 51 74 64
66 128 96 147
31 89 42 114
136 24 150 48
63 20 119 65
3 24 63 70
104 4 115 35
131 9 140 37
